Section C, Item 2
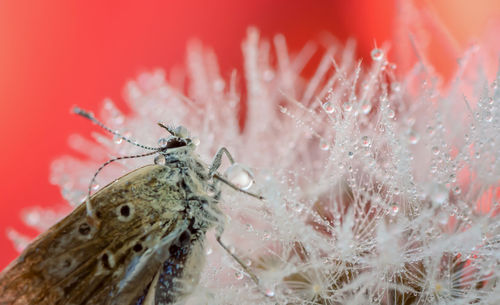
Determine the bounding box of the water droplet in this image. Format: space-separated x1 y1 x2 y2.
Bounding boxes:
158 138 168 148
113 134 123 144
112 115 125 125
262 231 271 240
293 204 304 213
319 139 330 151
245 224 254 232
361 101 372 114
430 184 448 206
449 174 456 183
323 101 335 114
174 126 189 138
154 154 166 165
371 48 384 61
205 247 213 255
408 130 420 144
264 288 275 297
387 108 395 118
343 102 352 112
225 163 255 190
391 82 401 92
206 186 216 197
390 205 399 216
361 136 372 147
453 186 461 194
91 183 100 191
191 137 200 146
235 271 244 280
431 146 440 155
484 111 493 122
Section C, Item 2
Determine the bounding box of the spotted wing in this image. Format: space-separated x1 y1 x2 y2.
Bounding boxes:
0 164 188 305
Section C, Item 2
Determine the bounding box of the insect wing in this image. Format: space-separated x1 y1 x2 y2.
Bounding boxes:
0 165 189 305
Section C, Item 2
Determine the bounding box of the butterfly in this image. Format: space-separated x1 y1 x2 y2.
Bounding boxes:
0 108 263 305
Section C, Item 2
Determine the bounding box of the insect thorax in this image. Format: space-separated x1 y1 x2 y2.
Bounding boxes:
160 148 222 232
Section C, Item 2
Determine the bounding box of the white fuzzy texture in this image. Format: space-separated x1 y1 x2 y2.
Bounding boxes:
16 28 500 304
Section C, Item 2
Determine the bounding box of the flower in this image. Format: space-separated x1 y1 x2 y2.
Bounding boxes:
11 26 500 304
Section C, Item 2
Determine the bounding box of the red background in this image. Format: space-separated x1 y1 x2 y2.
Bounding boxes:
0 0 498 269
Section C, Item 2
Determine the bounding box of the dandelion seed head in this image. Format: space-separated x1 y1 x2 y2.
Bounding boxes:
10 23 500 305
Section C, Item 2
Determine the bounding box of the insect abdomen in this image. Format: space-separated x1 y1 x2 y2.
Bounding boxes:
134 226 206 305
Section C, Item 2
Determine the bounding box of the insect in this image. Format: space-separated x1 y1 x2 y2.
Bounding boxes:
0 107 263 305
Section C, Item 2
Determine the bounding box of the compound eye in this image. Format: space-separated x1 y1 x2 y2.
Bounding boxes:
166 137 187 148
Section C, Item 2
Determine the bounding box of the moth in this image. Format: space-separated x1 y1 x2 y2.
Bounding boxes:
0 108 263 305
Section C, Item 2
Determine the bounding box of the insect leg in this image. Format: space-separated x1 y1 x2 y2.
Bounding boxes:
208 147 234 177
213 174 264 200
215 231 260 287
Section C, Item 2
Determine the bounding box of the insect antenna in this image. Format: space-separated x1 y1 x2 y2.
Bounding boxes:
157 123 176 136
84 151 158 220
73 106 158 151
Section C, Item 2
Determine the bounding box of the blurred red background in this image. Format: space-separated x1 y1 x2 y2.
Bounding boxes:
0 0 498 269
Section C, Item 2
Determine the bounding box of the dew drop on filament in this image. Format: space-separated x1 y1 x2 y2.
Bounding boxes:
319 139 330 151
113 134 123 144
225 163 255 190
235 271 244 280
361 101 372 114
323 101 335 114
371 48 384 61
343 102 353 112
430 184 448 206
361 136 372 147
264 288 275 297
408 130 420 144
390 205 399 216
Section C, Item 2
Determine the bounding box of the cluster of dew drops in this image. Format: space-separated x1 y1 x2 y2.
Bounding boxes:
318 47 390 152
